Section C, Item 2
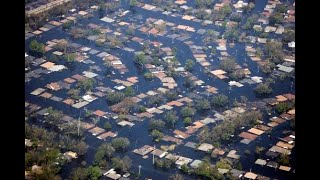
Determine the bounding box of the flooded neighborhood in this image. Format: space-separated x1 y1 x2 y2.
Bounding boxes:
25 0 295 179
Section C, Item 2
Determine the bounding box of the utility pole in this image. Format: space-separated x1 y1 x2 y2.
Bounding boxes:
152 145 155 165
78 111 81 137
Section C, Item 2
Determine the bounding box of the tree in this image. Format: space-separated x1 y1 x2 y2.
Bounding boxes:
130 0 138 7
218 4 232 19
240 96 248 104
180 106 195 117
197 126 209 143
229 12 242 22
195 98 211 111
220 57 236 73
70 167 88 180
223 28 240 42
164 110 178 128
164 90 178 101
64 53 76 62
92 117 100 126
195 0 204 8
275 4 287 13
149 119 165 131
126 24 135 35
154 158 174 169
111 156 132 172
144 72 154 80
104 122 112 130
170 174 184 180
53 39 68 52
123 86 135 97
211 94 229 108
29 40 45 56
86 166 101 180
185 59 195 71
194 161 223 179
180 164 192 174
151 129 164 141
45 107 63 123
183 117 192 126
106 91 125 105
70 27 87 39
255 146 265 155
278 153 290 165
73 141 88 155
94 143 115 165
283 30 295 43
275 102 294 114
254 83 273 95
243 2 255 14
184 76 196 89
77 78 95 91
67 88 81 100
216 158 232 170
261 60 275 74
111 137 130 151
269 12 284 25
134 53 146 67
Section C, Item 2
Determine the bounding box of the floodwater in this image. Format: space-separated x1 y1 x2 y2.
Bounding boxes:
25 0 295 179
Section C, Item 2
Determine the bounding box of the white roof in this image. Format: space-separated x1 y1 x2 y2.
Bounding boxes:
114 85 125 90
48 65 66 72
288 41 295 48
100 17 115 23
83 71 98 78
82 95 97 102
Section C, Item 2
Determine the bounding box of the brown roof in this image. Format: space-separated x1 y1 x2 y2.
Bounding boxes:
63 99 75 105
136 93 147 99
80 122 95 129
270 117 286 124
88 127 105 136
136 112 154 118
97 131 117 139
185 127 197 134
64 78 76 84
40 92 52 99
40 62 55 69
148 28 159 35
244 172 258 179
72 74 86 81
94 110 106 117
248 128 264 135
212 148 225 156
139 26 150 33
46 82 61 91
166 101 184 107
280 113 294 120
162 135 183 144
279 165 291 171
280 136 294 143
153 72 167 78
254 124 271 131
275 95 288 102
287 109 295 115
193 121 205 129
127 77 139 83
276 141 294 150
283 93 295 101
173 130 190 139
267 122 279 127
238 132 258 141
